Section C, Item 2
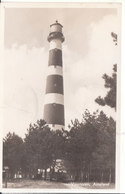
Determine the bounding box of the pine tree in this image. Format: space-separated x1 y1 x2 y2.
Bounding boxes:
95 64 117 110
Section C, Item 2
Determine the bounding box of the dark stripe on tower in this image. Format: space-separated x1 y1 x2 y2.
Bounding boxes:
46 75 63 94
49 49 62 67
44 103 64 125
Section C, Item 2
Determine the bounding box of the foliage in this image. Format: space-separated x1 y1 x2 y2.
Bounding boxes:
91 111 116 168
3 132 24 178
66 110 116 182
95 64 117 110
24 120 66 178
24 120 53 176
3 112 116 182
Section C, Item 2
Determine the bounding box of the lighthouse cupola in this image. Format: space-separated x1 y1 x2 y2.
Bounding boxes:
48 20 65 43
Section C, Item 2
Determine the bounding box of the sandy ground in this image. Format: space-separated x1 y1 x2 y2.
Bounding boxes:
3 179 115 189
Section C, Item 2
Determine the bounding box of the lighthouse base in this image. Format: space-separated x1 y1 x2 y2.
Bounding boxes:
50 159 75 182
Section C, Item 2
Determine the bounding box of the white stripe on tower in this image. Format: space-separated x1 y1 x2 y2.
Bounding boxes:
46 66 63 76
44 93 64 105
49 39 62 50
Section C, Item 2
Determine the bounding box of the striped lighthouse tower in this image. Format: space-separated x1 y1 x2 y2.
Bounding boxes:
43 21 65 130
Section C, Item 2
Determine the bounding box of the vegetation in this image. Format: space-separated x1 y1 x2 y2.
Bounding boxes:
3 110 115 183
95 64 117 110
3 66 116 183
3 132 24 178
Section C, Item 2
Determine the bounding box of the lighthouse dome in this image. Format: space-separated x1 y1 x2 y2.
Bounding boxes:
50 20 63 33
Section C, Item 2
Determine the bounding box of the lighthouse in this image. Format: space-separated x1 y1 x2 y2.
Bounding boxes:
43 21 65 130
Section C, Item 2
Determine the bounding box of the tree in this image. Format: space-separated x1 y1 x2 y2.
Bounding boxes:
66 113 97 182
51 129 67 162
91 111 116 183
24 119 54 178
95 64 117 110
111 32 117 46
66 109 116 183
3 132 24 178
48 129 68 180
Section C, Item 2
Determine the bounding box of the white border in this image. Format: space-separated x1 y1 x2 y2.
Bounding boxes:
0 1 124 193
0 1 5 191
120 0 125 193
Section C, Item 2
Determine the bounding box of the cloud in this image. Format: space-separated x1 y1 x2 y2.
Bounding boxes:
1 13 119 137
63 14 118 126
2 44 48 137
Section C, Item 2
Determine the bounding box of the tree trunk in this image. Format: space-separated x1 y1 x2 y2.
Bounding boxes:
89 162 91 182
80 169 84 182
109 168 112 183
101 171 103 183
75 168 79 182
88 172 90 183
88 163 91 183
44 169 47 180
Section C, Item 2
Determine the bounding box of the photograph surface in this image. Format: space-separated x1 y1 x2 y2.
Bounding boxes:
1 2 121 190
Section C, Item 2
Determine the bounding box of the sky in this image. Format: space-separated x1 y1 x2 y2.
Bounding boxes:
1 4 121 138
